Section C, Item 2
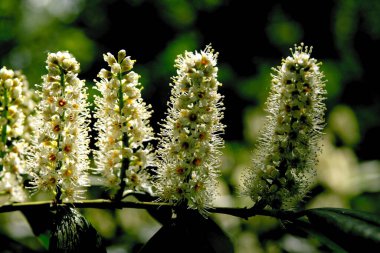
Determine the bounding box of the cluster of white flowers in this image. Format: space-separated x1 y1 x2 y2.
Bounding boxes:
155 45 225 212
243 43 326 209
94 50 155 197
0 43 328 215
17 71 37 143
28 51 90 201
0 67 33 203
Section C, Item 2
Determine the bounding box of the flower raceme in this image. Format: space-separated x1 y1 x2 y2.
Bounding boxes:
94 50 155 197
0 67 34 203
155 45 225 213
1 43 327 214
243 43 327 209
28 52 90 201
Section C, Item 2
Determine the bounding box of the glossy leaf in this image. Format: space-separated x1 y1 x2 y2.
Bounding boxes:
304 208 380 252
139 210 233 253
288 219 348 253
49 206 106 253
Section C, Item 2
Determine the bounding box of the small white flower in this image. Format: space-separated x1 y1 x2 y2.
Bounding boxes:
0 172 27 203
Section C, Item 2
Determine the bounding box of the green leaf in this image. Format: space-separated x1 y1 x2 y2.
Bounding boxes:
139 210 233 253
38 233 50 250
318 208 380 226
289 220 348 253
49 206 106 253
0 232 40 253
304 208 380 252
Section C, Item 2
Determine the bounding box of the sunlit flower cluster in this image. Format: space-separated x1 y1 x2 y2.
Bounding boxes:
0 43 329 215
243 43 326 209
0 67 33 203
28 51 90 201
17 71 37 143
155 45 225 213
94 50 155 196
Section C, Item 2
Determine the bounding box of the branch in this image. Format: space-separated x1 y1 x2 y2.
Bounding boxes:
0 199 166 212
211 206 300 220
0 199 301 221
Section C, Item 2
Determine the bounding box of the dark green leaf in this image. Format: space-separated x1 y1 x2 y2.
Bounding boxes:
289 220 348 253
38 234 50 250
314 208 380 226
131 192 172 225
0 232 41 253
139 210 233 253
21 206 52 236
49 206 106 253
304 208 380 252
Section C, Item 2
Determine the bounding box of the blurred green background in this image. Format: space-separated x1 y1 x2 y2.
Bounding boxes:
1 0 380 252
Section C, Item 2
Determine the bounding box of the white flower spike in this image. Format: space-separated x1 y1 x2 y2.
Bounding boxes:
156 45 225 214
243 43 327 209
28 51 90 202
94 50 155 198
0 67 34 203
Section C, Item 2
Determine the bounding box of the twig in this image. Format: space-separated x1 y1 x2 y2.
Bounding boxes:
210 206 298 220
0 199 301 221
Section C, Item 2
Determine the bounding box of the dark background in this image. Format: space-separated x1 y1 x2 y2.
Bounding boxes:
1 0 379 160
1 0 380 252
